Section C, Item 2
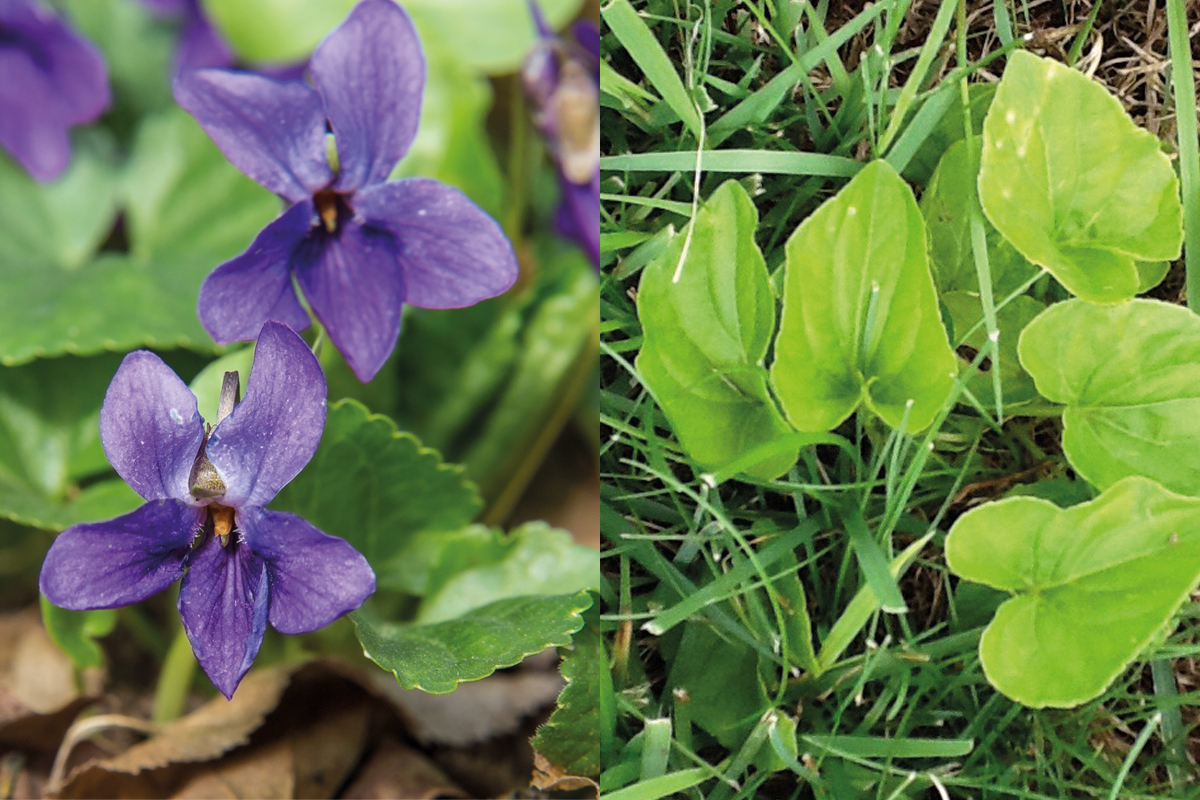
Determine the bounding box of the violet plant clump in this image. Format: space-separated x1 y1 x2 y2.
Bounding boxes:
39 321 375 699
0 0 109 181
174 0 519 383
523 1 600 269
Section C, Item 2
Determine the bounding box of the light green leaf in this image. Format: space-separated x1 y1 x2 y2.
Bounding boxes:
978 51 1182 303
0 354 141 530
921 138 1039 298
40 595 117 669
0 136 118 270
272 400 482 579
635 181 796 480
351 591 592 693
1018 298 1200 495
946 476 1200 707
531 626 614 777
770 160 956 432
417 522 599 624
943 291 1043 407
123 109 281 262
204 0 584 73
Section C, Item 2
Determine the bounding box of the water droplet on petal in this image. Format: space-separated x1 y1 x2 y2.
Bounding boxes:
169 408 183 424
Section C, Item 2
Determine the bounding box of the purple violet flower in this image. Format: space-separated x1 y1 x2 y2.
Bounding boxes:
0 0 109 181
174 0 519 383
39 321 375 699
522 2 599 270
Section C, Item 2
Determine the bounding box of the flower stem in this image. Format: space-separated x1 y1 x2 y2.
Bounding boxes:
152 626 196 724
504 80 531 254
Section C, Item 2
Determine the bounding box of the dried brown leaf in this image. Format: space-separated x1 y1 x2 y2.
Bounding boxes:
339 737 467 800
530 751 599 796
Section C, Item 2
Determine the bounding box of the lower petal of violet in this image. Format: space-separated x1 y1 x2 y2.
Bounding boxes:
352 178 518 310
292 216 405 383
178 533 270 699
197 200 314 344
239 506 375 635
39 499 202 611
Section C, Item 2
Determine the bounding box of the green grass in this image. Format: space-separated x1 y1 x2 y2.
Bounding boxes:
599 1 1200 798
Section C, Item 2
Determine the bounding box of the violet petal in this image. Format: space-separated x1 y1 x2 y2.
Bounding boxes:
239 506 375 634
353 178 517 310
573 20 600 64
206 321 326 508
0 48 69 180
179 534 269 699
292 217 405 382
197 199 314 344
173 68 331 203
177 7 234 71
39 499 200 610
0 0 109 180
100 351 207 502
557 169 600 269
309 0 424 192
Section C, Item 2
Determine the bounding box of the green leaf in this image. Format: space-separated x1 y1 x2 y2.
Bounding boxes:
123 109 281 262
351 591 592 694
1018 298 1200 495
0 110 278 367
666 620 769 748
204 0 584 73
460 264 598 505
946 476 1200 707
902 83 994 185
0 354 141 530
418 522 598 623
40 595 117 669
531 626 614 777
920 138 1039 298
943 291 1043 408
0 137 119 270
272 400 483 583
635 180 796 480
770 160 956 432
978 51 1183 303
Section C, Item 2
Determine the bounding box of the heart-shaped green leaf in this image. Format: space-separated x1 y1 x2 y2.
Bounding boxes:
921 138 1039 298
1019 298 1200 495
946 476 1200 707
351 591 592 694
0 110 278 367
636 180 796 480
978 51 1182 303
770 160 956 432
